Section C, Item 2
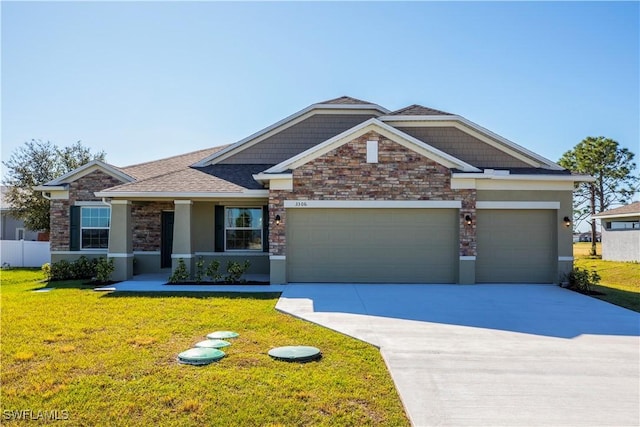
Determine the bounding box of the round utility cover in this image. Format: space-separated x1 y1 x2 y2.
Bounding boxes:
195 339 231 349
207 331 239 339
268 346 321 363
177 347 225 365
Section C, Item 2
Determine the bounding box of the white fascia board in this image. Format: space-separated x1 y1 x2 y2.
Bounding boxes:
266 118 480 173
592 212 640 220
381 115 563 170
284 200 461 209
193 104 389 167
476 201 561 209
452 173 594 182
34 185 66 191
45 160 135 185
252 173 293 181
252 173 293 191
94 190 269 198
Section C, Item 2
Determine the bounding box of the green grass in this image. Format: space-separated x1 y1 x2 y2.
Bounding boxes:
0 269 409 426
573 243 640 312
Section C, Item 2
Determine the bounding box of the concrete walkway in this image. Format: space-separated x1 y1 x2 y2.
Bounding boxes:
276 284 640 427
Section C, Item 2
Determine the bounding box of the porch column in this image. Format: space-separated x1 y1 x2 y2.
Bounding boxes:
172 200 193 275
108 200 133 281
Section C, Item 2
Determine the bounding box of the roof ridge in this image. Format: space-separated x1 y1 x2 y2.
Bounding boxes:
389 104 453 116
318 96 377 105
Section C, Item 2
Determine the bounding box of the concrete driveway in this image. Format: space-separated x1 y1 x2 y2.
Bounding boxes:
276 284 640 427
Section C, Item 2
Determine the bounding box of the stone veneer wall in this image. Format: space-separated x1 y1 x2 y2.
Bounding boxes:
50 171 126 251
269 131 477 256
132 201 174 251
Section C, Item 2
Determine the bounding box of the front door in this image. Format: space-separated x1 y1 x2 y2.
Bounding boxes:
161 211 174 268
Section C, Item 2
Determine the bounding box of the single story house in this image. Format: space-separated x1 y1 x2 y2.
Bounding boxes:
1 186 41 241
592 202 640 262
37 97 592 284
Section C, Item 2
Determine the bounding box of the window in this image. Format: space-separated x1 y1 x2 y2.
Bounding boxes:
81 207 110 249
606 220 640 230
225 207 262 250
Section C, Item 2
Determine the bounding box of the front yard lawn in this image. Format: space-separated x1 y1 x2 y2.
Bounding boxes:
0 269 409 426
573 243 640 313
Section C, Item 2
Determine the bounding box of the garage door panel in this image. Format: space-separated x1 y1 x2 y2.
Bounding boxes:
476 210 555 283
287 208 457 283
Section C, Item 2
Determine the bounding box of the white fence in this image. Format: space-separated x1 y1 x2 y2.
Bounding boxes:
0 240 50 268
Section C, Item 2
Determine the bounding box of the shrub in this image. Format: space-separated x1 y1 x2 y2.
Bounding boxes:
225 260 251 283
94 257 115 283
206 259 221 283
564 267 601 294
194 257 205 283
72 256 97 279
42 263 52 281
168 258 190 283
50 259 74 281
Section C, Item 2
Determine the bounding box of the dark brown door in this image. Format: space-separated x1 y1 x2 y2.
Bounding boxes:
161 211 174 268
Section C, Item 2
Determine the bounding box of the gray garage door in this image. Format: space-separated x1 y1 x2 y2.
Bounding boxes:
476 210 556 283
287 208 457 283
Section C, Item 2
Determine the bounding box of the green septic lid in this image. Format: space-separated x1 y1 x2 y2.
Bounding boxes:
207 331 239 339
268 346 322 363
195 339 231 349
178 348 225 365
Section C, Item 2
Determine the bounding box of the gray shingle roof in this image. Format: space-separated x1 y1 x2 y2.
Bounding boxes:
389 104 453 116
101 167 250 194
319 96 377 105
120 146 227 181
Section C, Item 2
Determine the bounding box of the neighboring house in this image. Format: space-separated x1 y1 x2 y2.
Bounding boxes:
36 97 592 284
1 186 40 241
592 202 640 262
577 232 601 243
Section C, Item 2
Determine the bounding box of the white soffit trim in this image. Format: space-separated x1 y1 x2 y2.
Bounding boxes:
266 118 480 173
75 200 110 206
452 173 594 182
476 201 560 209
380 115 564 170
94 190 269 198
592 212 640 220
284 200 462 209
194 104 389 167
45 160 135 185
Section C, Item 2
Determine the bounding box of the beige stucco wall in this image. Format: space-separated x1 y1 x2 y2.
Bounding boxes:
192 202 215 253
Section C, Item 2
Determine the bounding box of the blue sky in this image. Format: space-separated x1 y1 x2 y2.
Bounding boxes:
2 1 638 170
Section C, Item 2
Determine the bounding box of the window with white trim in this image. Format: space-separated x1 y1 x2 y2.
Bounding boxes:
225 207 262 250
606 220 639 230
81 206 110 249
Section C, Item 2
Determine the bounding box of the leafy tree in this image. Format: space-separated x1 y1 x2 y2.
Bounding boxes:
2 140 106 232
558 136 638 255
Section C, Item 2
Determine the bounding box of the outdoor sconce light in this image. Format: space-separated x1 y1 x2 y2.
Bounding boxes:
563 216 572 228
275 215 281 226
465 215 472 225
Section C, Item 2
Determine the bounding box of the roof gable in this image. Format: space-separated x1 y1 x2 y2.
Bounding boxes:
380 115 563 170
194 97 389 167
265 118 481 173
42 160 135 186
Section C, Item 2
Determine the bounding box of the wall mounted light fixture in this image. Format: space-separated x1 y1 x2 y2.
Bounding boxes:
275 214 281 226
465 215 472 225
563 216 572 227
